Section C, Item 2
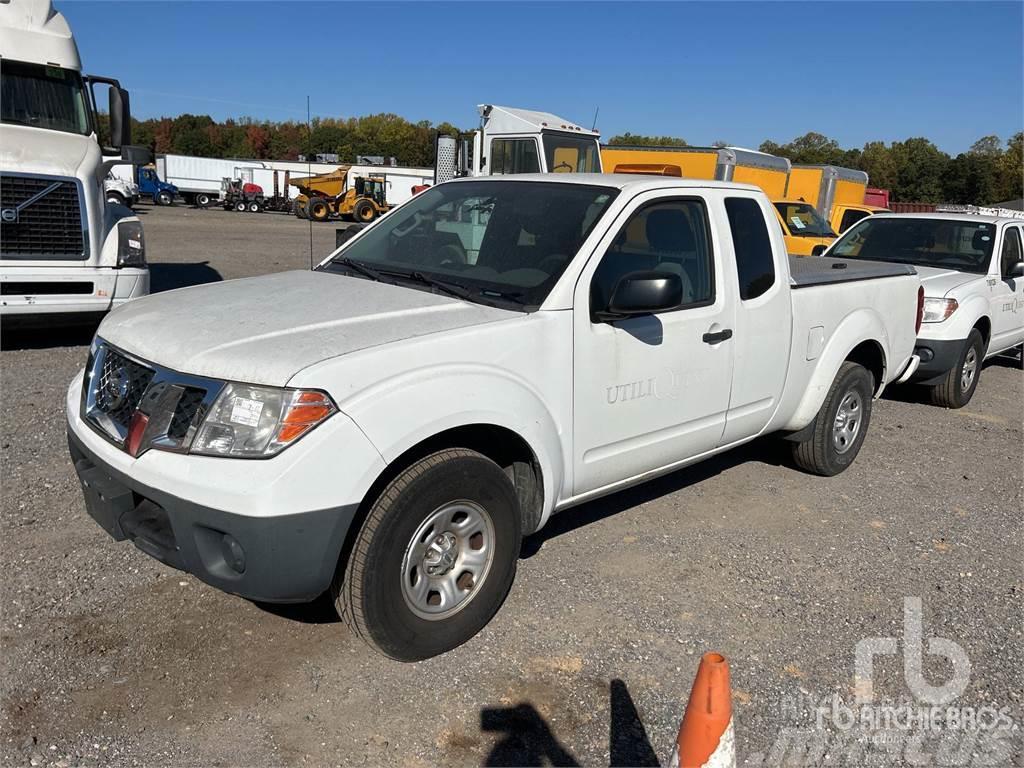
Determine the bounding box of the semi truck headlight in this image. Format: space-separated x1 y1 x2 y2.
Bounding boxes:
116 220 146 267
191 383 336 457
921 297 958 323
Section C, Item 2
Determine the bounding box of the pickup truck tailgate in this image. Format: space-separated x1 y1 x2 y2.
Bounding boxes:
789 256 916 288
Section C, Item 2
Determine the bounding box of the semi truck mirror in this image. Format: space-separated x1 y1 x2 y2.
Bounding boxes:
1007 261 1024 279
108 87 131 149
120 145 153 167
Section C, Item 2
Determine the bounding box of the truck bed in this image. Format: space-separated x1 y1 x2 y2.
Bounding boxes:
788 256 916 288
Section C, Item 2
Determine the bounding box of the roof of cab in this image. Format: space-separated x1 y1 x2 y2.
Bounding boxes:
870 212 1021 226
448 172 764 194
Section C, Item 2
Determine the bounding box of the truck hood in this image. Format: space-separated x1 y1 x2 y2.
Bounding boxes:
914 265 985 297
98 270 517 386
0 123 93 179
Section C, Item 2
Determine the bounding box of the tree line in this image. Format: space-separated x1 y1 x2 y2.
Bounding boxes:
123 113 1022 204
609 130 1023 205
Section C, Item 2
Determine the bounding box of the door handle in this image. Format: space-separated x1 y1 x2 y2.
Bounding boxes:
702 329 733 344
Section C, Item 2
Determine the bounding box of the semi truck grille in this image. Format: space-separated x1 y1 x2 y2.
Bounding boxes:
83 341 224 456
0 174 86 260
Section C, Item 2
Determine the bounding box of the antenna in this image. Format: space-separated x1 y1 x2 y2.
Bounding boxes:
591 106 600 132
307 95 313 271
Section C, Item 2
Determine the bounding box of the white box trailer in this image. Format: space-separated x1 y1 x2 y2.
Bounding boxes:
158 154 264 204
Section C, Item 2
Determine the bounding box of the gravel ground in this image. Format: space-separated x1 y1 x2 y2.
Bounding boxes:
1 204 1022 767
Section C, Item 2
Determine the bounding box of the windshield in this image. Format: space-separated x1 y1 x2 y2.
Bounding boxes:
774 202 836 238
830 217 996 274
1 60 90 136
543 134 602 173
322 180 618 308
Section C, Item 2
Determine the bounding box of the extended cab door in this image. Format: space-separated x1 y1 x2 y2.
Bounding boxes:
719 194 792 444
572 191 735 496
990 224 1024 352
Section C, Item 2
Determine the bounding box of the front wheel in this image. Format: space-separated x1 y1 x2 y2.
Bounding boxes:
156 190 173 206
791 361 874 476
334 449 521 661
106 191 126 207
234 200 247 212
929 329 984 408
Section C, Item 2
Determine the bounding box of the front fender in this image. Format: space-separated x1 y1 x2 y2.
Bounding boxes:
783 307 889 431
336 364 566 528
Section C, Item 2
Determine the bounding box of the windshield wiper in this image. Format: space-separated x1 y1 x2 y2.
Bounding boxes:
334 257 385 282
402 271 475 300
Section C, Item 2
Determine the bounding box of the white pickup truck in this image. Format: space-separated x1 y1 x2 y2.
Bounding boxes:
827 212 1024 407
67 175 923 661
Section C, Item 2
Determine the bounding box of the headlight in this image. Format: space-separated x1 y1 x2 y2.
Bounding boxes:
921 297 958 323
191 383 336 457
116 220 146 267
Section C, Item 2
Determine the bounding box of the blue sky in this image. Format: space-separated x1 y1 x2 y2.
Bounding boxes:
62 1 1023 154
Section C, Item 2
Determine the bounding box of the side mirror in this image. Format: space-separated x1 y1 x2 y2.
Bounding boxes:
120 144 152 166
108 87 131 149
596 270 683 322
1008 261 1024 279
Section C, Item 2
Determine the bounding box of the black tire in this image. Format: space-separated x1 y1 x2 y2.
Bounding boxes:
248 201 261 213
308 198 330 222
295 200 308 219
334 448 521 661
156 190 173 206
353 198 376 223
234 200 247 212
105 191 126 207
195 192 212 208
792 361 874 477
929 330 984 408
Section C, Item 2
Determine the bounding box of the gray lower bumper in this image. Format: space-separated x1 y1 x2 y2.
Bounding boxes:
68 429 357 603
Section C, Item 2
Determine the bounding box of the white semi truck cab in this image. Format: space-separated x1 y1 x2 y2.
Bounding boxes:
1 0 150 321
435 104 603 182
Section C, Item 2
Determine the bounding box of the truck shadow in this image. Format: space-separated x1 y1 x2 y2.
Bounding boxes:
479 677 660 766
150 261 222 293
521 436 787 559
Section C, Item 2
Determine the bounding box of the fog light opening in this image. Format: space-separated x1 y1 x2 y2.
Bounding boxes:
220 533 246 574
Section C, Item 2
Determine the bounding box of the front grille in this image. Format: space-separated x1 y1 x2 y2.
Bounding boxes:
95 348 155 431
83 341 223 456
0 174 86 260
167 388 206 440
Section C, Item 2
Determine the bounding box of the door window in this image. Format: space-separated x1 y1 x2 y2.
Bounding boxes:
489 139 541 175
591 199 713 315
725 197 775 300
1000 226 1022 277
840 208 870 232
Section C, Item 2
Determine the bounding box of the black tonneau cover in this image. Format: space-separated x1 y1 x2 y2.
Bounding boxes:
788 256 916 288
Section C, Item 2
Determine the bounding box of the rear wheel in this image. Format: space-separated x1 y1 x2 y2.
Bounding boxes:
353 198 377 223
195 192 212 208
929 329 984 408
234 200 247 212
334 449 521 661
308 198 330 222
248 201 261 213
792 361 874 476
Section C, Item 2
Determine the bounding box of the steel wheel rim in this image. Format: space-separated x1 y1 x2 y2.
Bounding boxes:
832 389 863 454
961 347 978 391
400 500 495 621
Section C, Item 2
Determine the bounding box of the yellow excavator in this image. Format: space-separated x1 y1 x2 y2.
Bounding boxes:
290 165 390 223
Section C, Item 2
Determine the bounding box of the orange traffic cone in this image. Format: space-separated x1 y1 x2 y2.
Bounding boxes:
670 652 735 768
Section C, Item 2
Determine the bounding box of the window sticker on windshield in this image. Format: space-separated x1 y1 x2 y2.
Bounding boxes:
791 216 806 230
45 67 65 79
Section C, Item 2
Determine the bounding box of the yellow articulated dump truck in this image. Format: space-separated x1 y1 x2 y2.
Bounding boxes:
290 166 390 223
786 165 891 235
602 145 834 255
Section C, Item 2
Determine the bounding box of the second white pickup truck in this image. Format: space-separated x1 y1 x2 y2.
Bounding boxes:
67 175 923 660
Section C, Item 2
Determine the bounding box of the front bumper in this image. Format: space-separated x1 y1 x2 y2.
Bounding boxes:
0 266 149 316
68 427 357 603
910 337 965 385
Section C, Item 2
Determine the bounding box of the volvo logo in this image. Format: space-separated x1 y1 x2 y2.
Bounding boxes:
0 209 17 224
103 366 131 410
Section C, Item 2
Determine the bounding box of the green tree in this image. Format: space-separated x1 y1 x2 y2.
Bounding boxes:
607 132 687 147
